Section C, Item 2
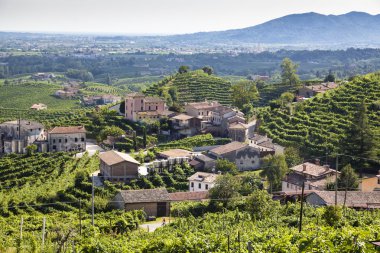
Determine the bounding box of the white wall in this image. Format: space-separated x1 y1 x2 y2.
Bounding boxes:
189 180 214 192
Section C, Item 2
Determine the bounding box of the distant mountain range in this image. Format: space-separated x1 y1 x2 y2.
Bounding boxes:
166 12 380 46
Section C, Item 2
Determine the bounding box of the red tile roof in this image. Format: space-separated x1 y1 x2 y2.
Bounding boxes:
210 141 247 155
169 191 209 201
48 126 86 134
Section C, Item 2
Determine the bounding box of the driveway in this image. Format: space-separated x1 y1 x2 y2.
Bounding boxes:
75 140 104 158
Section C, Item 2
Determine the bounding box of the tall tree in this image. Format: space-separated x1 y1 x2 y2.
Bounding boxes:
215 159 238 175
231 80 259 110
280 58 300 87
340 101 378 173
142 126 147 148
260 154 288 193
324 70 336 82
337 164 359 190
284 147 303 168
178 65 190 74
209 174 240 208
202 66 214 75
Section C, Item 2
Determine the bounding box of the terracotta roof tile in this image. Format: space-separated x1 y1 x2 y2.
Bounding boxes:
99 150 140 166
119 188 170 203
169 191 209 201
188 172 219 183
308 191 380 208
48 126 86 134
290 162 338 177
210 141 247 155
159 149 192 158
171 114 194 121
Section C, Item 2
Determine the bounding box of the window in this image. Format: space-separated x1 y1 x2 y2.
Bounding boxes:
198 183 201 189
141 99 143 103
287 183 289 188
81 138 84 142
52 145 56 150
30 129 32 132
191 182 194 188
141 106 143 111
75 138 78 142
205 184 209 190
53 139 56 144
58 139 61 143
149 106 151 110
65 139 67 143
156 106 158 110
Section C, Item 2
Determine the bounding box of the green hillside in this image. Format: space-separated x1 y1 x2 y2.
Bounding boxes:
144 70 232 105
0 80 125 110
0 81 80 110
259 72 380 157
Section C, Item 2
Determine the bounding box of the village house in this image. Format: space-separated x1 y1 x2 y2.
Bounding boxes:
30 103 47 110
83 95 122 106
113 188 170 217
55 89 77 99
99 150 140 182
145 149 192 173
124 92 166 122
359 171 380 192
55 82 80 99
208 142 261 171
170 114 199 137
282 161 339 192
188 172 219 192
306 191 380 209
189 154 217 171
48 126 86 152
0 120 46 154
249 134 284 155
228 120 256 142
297 82 339 99
185 101 221 120
32 72 55 80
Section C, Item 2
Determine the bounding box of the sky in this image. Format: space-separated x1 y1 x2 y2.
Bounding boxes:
0 0 379 35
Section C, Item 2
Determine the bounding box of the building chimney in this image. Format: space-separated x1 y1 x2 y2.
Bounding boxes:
302 164 307 171
315 159 320 166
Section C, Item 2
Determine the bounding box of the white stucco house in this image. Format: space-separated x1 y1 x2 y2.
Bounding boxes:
188 172 219 192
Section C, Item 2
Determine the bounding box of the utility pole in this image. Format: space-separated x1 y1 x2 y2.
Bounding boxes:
335 155 339 206
79 199 82 236
20 217 23 241
91 175 95 226
42 217 46 249
299 182 305 233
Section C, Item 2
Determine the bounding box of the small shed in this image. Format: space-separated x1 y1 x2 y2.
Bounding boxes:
99 150 140 182
113 188 170 217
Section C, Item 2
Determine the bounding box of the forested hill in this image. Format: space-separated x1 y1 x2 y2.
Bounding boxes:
168 12 380 46
259 72 380 170
144 70 232 105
